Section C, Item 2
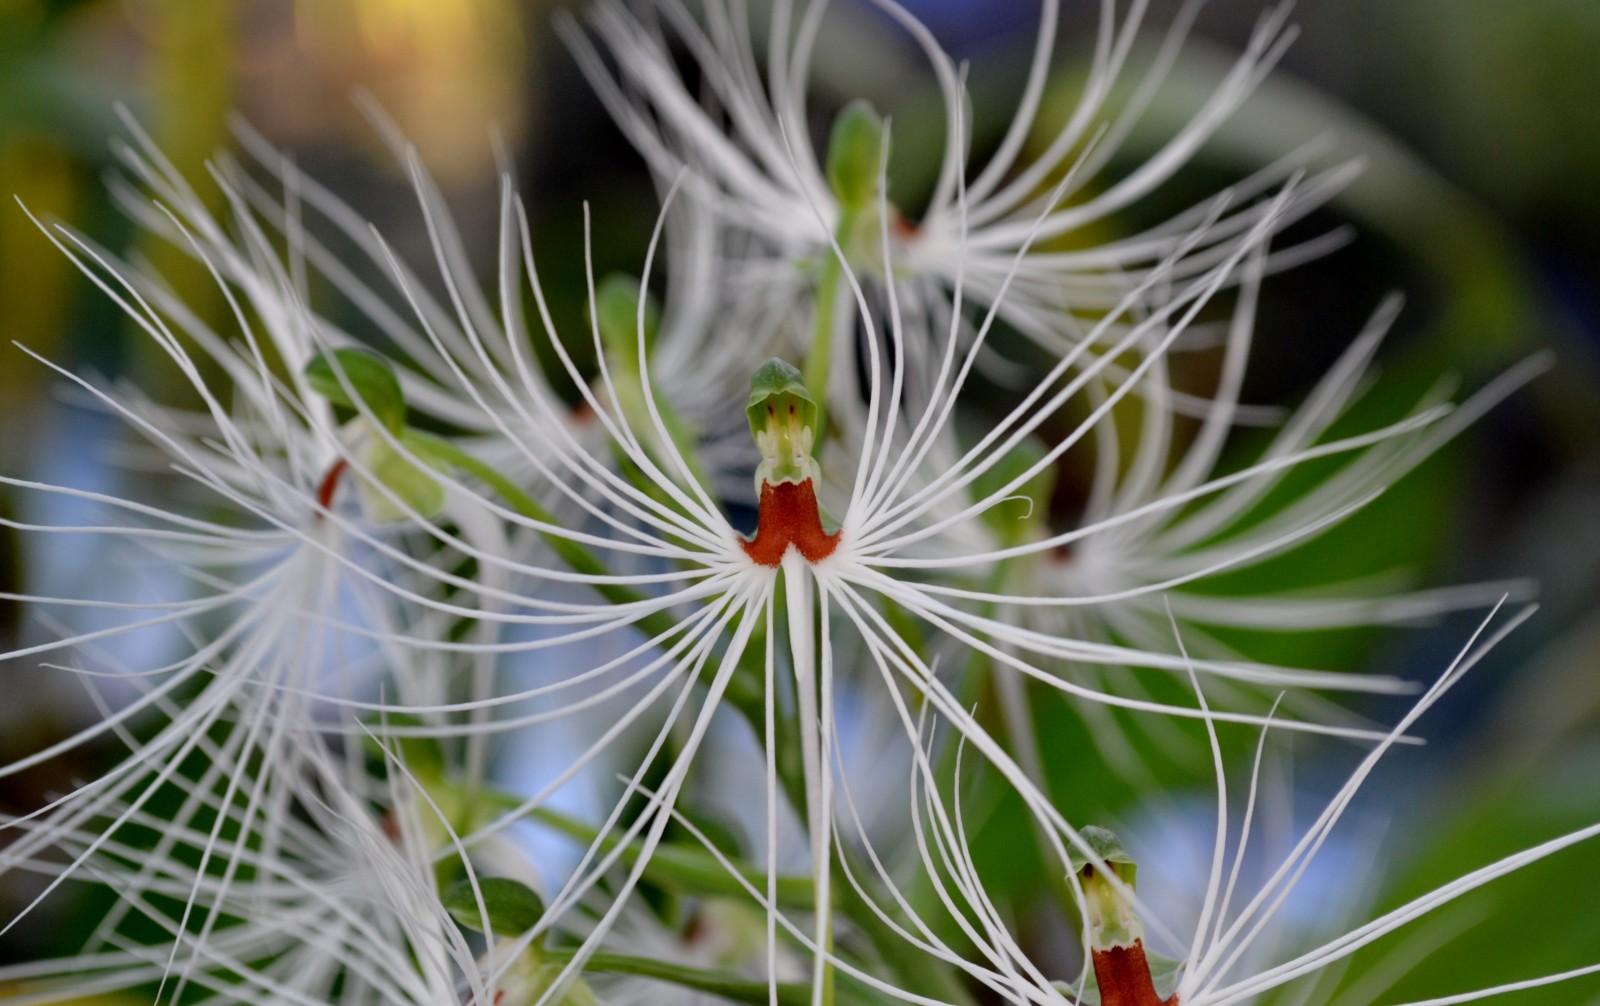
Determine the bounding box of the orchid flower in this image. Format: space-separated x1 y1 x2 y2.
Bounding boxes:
806 603 1600 1006
0 3 1558 1000
244 143 1520 1006
842 249 1543 781
0 119 533 961
563 0 1358 394
0 720 506 1005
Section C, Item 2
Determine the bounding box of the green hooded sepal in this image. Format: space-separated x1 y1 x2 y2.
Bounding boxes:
1070 826 1145 951
747 359 821 489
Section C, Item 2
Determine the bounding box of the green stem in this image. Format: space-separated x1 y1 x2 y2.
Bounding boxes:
405 430 679 631
803 209 859 445
822 930 838 1006
526 806 815 908
546 949 813 1006
614 366 714 493
547 949 896 1006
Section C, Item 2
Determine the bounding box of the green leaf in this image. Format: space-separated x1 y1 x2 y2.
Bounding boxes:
556 944 894 1006
443 876 545 935
305 349 407 434
1348 744 1600 1006
527 806 814 908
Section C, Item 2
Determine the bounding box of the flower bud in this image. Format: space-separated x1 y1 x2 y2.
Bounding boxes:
826 99 888 215
304 350 446 522
352 425 447 523
594 272 660 366
305 348 408 434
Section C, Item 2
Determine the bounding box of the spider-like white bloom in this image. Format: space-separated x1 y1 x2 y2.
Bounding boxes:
309 160 1502 1006
0 734 503 1005
563 0 1356 371
218 105 768 505
0 122 528 952
0 24 1542 1000
809 603 1600 1006
849 253 1542 779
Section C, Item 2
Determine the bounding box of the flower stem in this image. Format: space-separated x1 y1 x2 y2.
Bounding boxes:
545 948 813 1006
802 208 858 445
782 552 836 1006
406 431 671 622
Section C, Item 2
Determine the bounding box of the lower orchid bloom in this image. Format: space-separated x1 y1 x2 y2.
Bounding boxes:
808 602 1600 1006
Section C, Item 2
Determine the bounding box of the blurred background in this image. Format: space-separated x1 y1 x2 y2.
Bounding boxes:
1 0 1597 1001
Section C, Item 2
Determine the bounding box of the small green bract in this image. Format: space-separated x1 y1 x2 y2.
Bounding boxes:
305 349 407 434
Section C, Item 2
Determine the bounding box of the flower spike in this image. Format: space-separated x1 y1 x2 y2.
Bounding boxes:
2 5 1577 1000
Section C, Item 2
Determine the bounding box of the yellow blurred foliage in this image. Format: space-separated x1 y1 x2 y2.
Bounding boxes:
286 0 530 183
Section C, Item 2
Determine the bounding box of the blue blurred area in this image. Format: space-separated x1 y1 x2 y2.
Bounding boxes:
857 0 1040 56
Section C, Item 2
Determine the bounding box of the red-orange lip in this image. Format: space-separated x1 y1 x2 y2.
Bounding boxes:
1090 940 1178 1006
740 478 841 567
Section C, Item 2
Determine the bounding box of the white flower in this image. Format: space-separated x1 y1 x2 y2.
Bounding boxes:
812 603 1600 1006
562 0 1356 375
314 168 1485 1006
0 733 492 1005
0 12 1547 997
843 254 1542 778
0 119 520 943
